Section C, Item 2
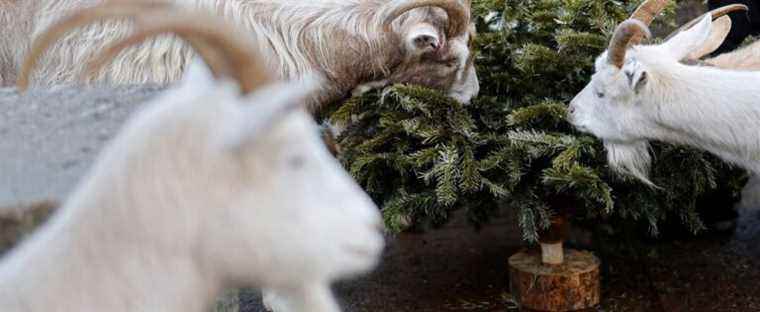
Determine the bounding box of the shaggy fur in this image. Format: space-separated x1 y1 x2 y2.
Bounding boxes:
0 60 384 312
568 16 760 185
0 0 479 108
0 1 35 86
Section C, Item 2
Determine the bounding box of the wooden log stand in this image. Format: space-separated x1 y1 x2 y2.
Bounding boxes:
508 216 600 311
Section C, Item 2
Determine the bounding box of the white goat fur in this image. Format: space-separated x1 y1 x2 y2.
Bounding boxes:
568 16 760 185
706 39 760 70
0 62 384 311
0 0 479 106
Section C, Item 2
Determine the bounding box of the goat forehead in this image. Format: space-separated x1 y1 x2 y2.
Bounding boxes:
402 6 449 25
595 47 640 71
588 72 609 88
259 112 320 149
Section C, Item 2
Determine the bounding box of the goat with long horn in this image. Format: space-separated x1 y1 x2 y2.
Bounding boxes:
2 0 479 107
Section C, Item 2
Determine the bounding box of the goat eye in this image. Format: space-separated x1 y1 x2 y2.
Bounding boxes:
288 155 305 169
595 91 605 98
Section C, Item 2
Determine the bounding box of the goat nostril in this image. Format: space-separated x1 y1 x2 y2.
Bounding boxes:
566 105 576 123
415 35 438 50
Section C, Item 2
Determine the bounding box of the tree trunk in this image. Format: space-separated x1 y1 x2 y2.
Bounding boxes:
508 248 600 311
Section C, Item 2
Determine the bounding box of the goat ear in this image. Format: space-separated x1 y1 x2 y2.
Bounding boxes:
405 23 441 55
686 15 732 60
219 74 323 150
661 15 712 60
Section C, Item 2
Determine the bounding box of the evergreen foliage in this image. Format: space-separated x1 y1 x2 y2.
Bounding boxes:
325 0 748 242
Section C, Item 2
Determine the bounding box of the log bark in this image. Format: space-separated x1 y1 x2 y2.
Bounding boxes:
509 248 600 311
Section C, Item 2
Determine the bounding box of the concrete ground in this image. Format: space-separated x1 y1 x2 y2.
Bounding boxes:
0 85 163 207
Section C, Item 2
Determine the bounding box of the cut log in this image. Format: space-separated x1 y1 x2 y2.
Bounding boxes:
509 248 600 311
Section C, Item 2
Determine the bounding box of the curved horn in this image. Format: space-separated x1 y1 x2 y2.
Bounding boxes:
608 19 651 68
17 0 175 91
630 0 670 25
382 0 469 38
86 13 271 94
664 4 748 41
85 18 231 84
629 0 669 45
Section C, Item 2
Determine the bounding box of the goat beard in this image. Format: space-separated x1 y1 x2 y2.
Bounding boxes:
604 140 655 187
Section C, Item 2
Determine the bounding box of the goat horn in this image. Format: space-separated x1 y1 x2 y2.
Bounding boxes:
86 13 271 94
628 0 669 45
630 0 670 25
382 0 469 38
608 19 651 68
84 17 230 85
664 4 748 41
16 0 175 91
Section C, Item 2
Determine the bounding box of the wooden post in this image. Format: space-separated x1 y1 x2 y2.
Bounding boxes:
508 215 600 311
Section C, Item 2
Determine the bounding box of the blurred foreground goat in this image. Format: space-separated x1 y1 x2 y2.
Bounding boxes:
0 10 384 312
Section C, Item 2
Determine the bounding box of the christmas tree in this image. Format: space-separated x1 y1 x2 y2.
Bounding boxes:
324 0 748 242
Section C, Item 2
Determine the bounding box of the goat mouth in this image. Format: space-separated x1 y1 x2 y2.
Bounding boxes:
343 244 383 259
574 125 589 132
568 120 589 133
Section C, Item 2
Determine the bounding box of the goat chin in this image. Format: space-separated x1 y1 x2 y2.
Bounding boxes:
604 141 655 187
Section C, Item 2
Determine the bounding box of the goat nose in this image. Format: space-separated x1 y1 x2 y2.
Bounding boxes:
566 104 576 123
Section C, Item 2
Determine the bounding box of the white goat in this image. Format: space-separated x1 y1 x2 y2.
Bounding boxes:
0 13 384 312
5 0 479 107
567 4 760 185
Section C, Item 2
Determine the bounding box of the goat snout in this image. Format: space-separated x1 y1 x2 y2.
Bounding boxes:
566 103 576 122
414 34 440 50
